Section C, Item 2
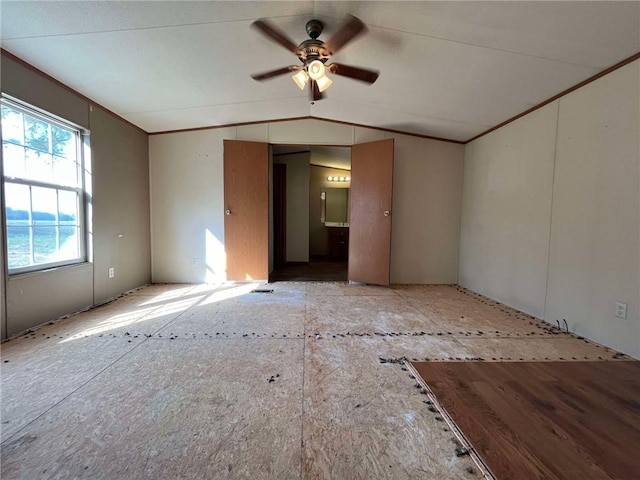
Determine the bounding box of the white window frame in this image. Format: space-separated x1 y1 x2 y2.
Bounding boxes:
1 96 89 275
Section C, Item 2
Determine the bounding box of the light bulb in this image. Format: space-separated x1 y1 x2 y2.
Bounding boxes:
307 60 325 80
339 176 345 181
292 70 309 90
316 74 333 92
346 176 351 181
327 176 333 181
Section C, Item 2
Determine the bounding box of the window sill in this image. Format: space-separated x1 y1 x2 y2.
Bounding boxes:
8 261 92 280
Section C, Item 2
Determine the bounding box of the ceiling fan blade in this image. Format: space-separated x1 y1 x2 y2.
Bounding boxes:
324 15 366 55
328 63 379 84
310 80 324 101
252 19 299 53
251 65 300 81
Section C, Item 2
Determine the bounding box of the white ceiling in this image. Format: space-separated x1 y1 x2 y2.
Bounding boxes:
1 1 638 142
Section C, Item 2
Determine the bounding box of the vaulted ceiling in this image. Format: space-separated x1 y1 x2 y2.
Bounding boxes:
2 1 639 141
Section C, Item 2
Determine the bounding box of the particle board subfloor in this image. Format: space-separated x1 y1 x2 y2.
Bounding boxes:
1 283 634 479
411 361 640 480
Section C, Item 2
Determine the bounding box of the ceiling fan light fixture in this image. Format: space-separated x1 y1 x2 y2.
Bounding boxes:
250 16 377 99
292 69 309 89
316 74 333 92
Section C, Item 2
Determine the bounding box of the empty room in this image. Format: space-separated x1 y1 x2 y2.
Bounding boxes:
1 2 638 479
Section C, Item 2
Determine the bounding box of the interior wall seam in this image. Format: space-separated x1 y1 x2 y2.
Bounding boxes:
456 147 468 286
148 134 155 283
542 101 561 323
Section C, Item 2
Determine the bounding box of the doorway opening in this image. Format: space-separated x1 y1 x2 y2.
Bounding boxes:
269 145 351 282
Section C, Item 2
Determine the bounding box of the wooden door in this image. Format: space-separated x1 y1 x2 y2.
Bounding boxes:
223 140 269 281
348 139 394 285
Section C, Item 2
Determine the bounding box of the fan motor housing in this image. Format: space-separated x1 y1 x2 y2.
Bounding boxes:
297 39 330 63
297 20 330 63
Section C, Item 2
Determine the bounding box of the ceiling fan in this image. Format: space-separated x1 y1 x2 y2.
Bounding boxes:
250 15 379 101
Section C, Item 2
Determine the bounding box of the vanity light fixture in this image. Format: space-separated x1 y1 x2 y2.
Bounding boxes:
327 175 350 182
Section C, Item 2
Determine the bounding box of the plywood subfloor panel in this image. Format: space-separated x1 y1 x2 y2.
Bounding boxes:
2 338 304 479
16 290 203 341
395 285 554 337
306 282 398 296
456 336 627 361
303 335 476 479
0 336 143 442
306 294 442 334
412 361 640 480
157 283 307 338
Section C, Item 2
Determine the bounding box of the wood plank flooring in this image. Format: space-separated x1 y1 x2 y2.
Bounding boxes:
412 361 640 480
269 258 347 282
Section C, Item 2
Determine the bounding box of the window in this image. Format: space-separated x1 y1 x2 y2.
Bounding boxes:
1 97 88 273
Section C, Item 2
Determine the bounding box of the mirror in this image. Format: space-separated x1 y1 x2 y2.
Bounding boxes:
324 188 349 223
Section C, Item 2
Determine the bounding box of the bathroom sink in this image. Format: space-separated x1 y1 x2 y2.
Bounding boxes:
325 222 350 227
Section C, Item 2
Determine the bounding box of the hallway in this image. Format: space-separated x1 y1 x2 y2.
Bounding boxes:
269 257 347 282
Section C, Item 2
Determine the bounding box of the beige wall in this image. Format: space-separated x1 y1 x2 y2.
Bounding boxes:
274 153 310 262
460 60 640 358
1 53 151 337
90 106 151 305
149 119 464 284
545 61 639 358
1 56 89 129
391 133 465 284
459 103 558 317
6 265 94 335
149 128 234 283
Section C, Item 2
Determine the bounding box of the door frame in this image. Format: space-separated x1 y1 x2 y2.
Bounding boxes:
267 142 395 285
273 163 287 267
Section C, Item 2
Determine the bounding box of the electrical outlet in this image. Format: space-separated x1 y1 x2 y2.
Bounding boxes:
614 301 627 319
191 258 198 268
108 267 115 279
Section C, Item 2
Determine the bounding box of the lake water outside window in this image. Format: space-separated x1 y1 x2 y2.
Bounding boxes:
1 98 87 273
